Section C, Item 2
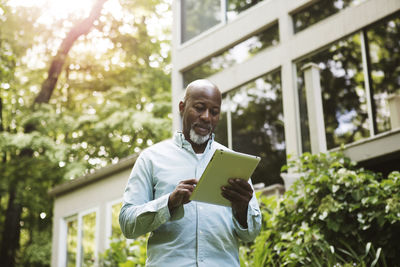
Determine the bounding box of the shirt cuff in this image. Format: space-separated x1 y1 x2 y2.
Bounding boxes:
170 205 185 221
153 194 172 225
232 203 261 240
153 193 185 222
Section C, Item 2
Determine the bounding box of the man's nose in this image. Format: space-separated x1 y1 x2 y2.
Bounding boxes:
200 109 211 122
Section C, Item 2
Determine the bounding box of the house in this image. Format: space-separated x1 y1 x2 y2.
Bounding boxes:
50 0 400 266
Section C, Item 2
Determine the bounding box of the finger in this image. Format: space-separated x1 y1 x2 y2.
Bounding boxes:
177 184 196 192
170 188 193 207
225 185 252 198
226 180 253 196
178 190 193 204
221 186 251 203
228 178 253 192
180 178 198 185
221 190 249 206
176 188 194 196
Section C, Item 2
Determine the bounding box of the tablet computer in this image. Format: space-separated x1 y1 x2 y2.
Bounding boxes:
189 149 261 206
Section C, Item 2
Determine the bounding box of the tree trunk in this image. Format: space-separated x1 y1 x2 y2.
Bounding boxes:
0 97 3 131
0 185 22 267
34 0 108 104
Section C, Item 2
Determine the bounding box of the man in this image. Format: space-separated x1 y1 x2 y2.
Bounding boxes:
119 79 261 266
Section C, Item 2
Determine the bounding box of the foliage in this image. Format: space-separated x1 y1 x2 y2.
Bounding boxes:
0 0 172 265
293 0 364 33
99 236 148 267
19 231 52 267
227 71 286 186
244 152 400 266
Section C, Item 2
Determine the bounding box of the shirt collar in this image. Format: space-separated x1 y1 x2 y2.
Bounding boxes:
173 131 215 152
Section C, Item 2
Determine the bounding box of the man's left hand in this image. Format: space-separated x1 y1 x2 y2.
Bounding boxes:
221 178 253 228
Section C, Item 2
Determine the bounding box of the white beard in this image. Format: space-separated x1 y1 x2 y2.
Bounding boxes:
189 128 210 145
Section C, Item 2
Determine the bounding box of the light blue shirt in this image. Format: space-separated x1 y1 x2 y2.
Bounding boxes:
120 132 261 267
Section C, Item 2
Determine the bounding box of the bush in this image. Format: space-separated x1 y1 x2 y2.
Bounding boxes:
247 152 400 267
99 235 147 267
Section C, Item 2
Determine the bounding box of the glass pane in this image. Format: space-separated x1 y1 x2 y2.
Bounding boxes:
230 71 286 186
111 202 123 240
182 23 279 87
214 96 228 147
227 0 264 21
297 33 369 150
66 219 78 267
81 212 96 267
297 71 311 153
181 0 221 43
367 14 400 133
293 0 367 33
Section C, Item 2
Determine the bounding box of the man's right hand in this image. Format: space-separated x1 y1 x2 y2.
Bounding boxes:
168 178 198 212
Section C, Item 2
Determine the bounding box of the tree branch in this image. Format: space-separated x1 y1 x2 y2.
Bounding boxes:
34 0 108 105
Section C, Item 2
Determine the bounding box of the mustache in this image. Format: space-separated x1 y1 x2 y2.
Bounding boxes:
191 122 212 130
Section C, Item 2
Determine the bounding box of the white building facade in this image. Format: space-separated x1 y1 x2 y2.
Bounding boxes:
171 0 400 186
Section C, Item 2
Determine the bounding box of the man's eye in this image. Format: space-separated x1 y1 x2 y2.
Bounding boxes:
211 109 220 116
194 105 204 111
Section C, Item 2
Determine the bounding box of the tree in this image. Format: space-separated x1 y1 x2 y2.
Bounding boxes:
0 0 172 266
1 1 109 265
34 0 108 104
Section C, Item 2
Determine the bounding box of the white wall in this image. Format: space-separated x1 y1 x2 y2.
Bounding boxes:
51 168 131 267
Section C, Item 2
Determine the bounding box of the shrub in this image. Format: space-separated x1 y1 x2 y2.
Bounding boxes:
99 235 147 267
248 152 400 266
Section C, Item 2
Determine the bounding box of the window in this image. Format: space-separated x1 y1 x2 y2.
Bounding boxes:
81 212 96 267
181 0 222 43
214 100 229 147
110 202 123 241
182 23 279 87
215 70 286 185
64 210 98 267
226 0 265 21
366 14 400 133
181 0 266 43
297 33 369 151
66 218 78 267
292 0 367 33
297 12 400 152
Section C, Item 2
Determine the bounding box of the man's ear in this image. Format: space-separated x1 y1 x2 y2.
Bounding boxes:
179 101 185 116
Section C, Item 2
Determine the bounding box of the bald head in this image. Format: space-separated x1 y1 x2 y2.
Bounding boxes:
183 79 221 103
179 79 222 152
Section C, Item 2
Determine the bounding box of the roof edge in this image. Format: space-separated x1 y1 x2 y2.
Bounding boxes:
48 154 138 198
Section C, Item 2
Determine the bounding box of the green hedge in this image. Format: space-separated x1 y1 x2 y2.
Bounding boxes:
99 235 147 267
244 152 400 267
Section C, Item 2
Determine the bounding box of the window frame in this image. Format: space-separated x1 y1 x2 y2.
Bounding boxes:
105 198 123 248
60 207 100 267
179 0 267 45
295 17 399 152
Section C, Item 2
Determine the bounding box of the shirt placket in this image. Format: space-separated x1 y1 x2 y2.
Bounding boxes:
182 138 213 266
195 147 212 266
194 155 202 266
